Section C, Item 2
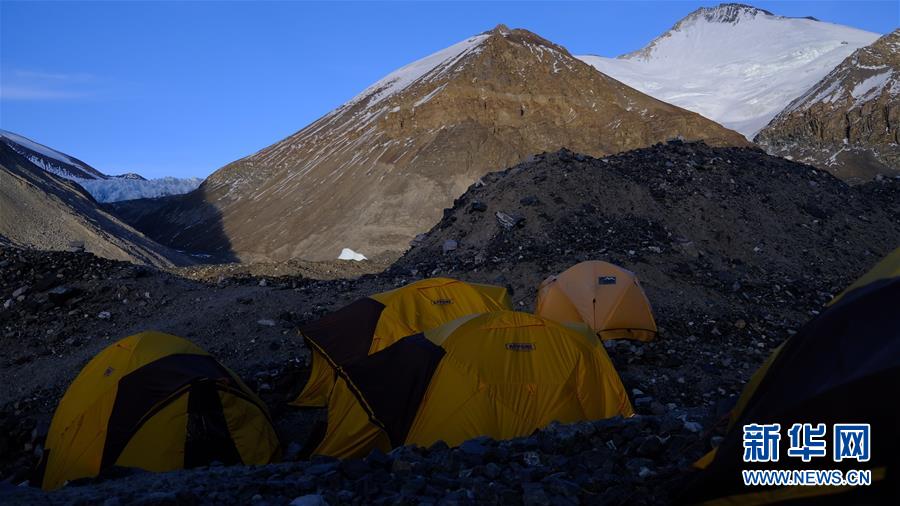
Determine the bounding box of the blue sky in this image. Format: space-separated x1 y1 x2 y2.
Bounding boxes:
1 1 895 179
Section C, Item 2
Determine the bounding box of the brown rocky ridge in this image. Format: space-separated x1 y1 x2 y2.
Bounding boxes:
755 30 900 182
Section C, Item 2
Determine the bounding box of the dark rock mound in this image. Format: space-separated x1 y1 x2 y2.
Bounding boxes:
397 142 897 324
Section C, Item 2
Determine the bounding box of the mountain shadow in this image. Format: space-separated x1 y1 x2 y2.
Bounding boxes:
105 184 238 264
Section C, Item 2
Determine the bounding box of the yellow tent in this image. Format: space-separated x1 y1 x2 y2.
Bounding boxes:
36 331 280 491
311 311 634 459
536 261 657 341
292 278 511 407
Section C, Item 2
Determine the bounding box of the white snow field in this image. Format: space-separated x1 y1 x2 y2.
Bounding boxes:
578 5 879 138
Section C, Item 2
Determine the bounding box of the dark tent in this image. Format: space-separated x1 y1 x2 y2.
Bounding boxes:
681 248 899 504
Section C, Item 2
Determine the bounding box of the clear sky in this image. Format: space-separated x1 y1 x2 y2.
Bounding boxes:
1 1 896 179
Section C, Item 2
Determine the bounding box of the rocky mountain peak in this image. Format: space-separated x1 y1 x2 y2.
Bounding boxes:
481 25 573 58
755 30 899 181
481 24 560 45
621 3 811 61
488 23 511 36
686 3 774 25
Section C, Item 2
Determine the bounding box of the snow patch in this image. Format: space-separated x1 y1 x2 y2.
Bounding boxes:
414 84 447 107
338 248 367 261
9 150 88 180
798 79 844 110
851 70 891 98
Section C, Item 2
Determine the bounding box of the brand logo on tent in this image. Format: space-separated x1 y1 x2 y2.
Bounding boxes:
598 276 617 285
505 343 536 351
432 299 453 305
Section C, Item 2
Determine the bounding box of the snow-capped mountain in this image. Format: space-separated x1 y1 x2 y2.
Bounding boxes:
0 129 106 180
578 3 880 138
0 142 190 267
0 129 201 202
128 25 747 262
756 30 900 181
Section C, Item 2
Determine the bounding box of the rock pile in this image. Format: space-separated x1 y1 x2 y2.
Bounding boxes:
0 248 166 367
398 141 897 324
4 412 712 505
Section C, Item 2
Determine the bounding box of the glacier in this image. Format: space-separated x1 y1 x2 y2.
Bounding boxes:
577 5 880 138
76 176 203 203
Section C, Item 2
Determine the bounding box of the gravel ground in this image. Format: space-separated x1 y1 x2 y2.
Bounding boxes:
1 142 897 504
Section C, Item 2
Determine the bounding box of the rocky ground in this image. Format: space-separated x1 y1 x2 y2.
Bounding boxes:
175 256 390 283
3 415 712 506
1 142 897 504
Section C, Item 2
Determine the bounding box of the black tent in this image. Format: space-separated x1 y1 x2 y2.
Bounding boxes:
681 249 899 504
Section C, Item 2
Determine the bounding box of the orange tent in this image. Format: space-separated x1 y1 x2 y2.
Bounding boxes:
536 261 657 341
